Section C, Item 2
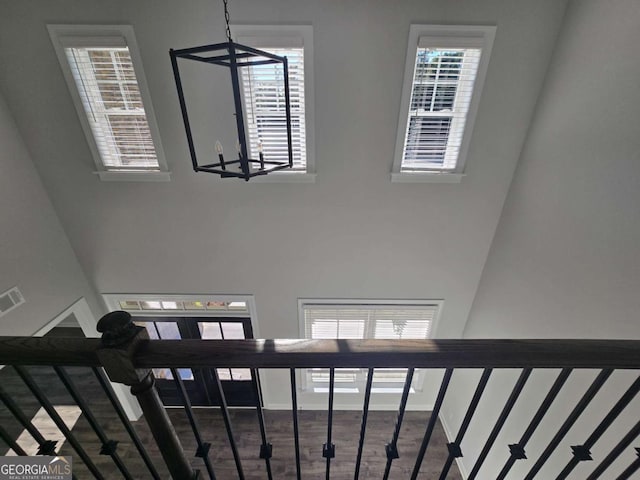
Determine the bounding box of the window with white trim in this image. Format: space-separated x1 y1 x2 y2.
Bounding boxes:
235 26 315 178
48 25 169 181
299 301 441 393
392 25 496 182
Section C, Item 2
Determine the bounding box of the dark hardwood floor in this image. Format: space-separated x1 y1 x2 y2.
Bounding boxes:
0 330 460 479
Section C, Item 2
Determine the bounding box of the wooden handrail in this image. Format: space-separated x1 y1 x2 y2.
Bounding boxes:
0 336 102 366
1 337 639 369
1 310 639 480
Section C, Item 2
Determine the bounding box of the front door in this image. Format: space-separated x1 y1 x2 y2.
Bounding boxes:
133 317 260 407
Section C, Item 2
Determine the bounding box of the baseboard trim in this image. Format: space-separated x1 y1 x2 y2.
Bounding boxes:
264 402 435 411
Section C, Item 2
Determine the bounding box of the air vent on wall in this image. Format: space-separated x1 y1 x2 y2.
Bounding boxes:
0 286 25 318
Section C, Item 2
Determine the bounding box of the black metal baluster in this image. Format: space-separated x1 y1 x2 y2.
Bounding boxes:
556 375 640 480
323 368 336 480
0 388 79 480
354 368 374 480
615 448 640 480
0 423 28 455
290 369 302 480
524 369 613 479
0 384 55 454
212 367 245 479
439 368 492 480
171 368 216 480
586 420 640 479
468 368 532 480
54 366 134 480
383 368 415 480
252 368 273 480
91 367 161 480
410 368 454 480
13 365 105 479
496 368 572 480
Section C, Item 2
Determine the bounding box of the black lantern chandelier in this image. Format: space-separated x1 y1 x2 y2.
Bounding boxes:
169 0 294 181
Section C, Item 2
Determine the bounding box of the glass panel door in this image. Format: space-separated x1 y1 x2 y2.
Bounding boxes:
133 316 260 407
195 318 259 406
134 317 210 406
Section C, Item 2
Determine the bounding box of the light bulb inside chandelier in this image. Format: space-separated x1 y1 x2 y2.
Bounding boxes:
169 0 294 181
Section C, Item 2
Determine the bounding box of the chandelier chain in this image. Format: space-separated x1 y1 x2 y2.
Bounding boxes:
222 0 232 42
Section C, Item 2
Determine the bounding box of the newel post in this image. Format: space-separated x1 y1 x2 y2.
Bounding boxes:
96 311 199 479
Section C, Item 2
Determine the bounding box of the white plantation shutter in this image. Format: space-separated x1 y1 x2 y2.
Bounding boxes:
401 46 481 171
240 47 307 170
64 46 159 170
305 308 368 339
304 305 435 340
303 304 438 387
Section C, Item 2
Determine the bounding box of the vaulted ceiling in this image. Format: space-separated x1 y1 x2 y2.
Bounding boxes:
2 2 639 473
0 0 568 341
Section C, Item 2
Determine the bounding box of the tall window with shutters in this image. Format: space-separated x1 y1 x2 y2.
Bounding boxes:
299 301 441 393
66 47 157 169
48 25 168 181
392 25 496 182
235 26 315 177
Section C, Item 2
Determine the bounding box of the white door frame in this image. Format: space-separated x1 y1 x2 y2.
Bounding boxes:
34 297 142 420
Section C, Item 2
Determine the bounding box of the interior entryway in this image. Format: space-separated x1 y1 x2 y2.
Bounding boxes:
133 316 260 407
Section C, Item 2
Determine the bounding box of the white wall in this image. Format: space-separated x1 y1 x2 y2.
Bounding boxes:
443 0 640 477
464 0 640 341
0 0 567 408
0 92 102 336
0 95 142 418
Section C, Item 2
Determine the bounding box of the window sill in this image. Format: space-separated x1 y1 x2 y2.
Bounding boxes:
312 387 416 394
247 172 316 183
95 171 171 182
391 172 464 184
